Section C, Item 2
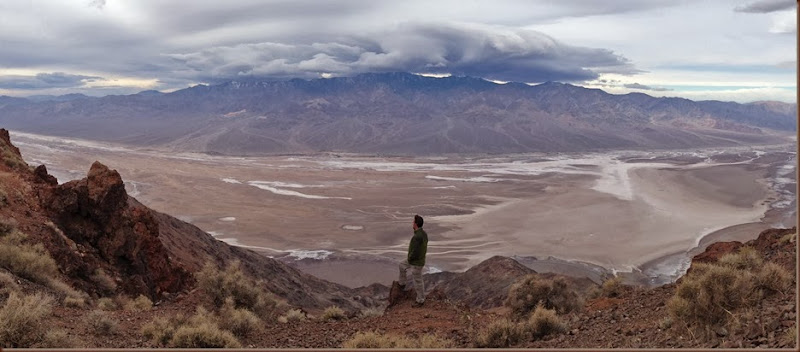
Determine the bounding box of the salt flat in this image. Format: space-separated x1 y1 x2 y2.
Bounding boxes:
11 131 796 287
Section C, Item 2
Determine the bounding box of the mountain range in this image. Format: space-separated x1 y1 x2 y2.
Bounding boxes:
0 72 795 155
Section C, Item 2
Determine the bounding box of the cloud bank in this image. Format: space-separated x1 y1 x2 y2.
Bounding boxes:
0 72 100 90
735 0 795 13
167 22 638 83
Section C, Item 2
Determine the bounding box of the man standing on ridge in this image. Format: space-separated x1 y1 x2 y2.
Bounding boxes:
399 214 428 307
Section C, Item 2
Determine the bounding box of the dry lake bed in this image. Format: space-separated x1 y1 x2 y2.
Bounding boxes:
12 131 797 288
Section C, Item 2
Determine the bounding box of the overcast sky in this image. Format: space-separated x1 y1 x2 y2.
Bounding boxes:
0 0 795 103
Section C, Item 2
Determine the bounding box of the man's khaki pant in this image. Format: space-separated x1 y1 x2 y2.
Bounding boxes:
399 260 425 303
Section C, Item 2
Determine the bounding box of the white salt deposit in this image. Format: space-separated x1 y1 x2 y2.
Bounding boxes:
248 182 351 200
219 217 236 222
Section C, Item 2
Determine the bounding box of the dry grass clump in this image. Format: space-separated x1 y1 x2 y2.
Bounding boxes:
36 329 78 348
359 307 385 318
415 334 455 348
91 269 117 292
169 324 242 348
141 315 186 346
668 247 792 327
47 278 87 302
88 310 119 336
123 294 153 312
63 296 86 308
196 261 277 316
0 270 19 295
755 262 793 294
0 230 59 285
97 297 117 311
321 305 346 321
505 275 581 317
0 292 54 347
474 319 528 348
281 308 308 322
142 308 243 348
1 148 25 170
779 232 797 244
169 309 241 348
718 246 762 271
219 298 261 337
342 332 453 348
601 276 623 298
0 217 16 235
526 303 567 339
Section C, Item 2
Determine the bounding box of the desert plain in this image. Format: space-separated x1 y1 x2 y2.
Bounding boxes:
11 131 796 288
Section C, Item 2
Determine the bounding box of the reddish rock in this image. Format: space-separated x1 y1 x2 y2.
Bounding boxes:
44 161 190 298
33 164 58 185
689 241 743 269
0 128 21 157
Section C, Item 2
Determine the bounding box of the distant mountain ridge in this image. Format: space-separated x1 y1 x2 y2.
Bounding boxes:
0 72 795 155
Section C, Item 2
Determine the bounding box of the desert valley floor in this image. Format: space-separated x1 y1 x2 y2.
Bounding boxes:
11 131 797 288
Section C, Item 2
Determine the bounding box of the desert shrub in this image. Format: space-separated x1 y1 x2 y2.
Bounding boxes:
415 334 454 348
669 262 756 325
601 276 623 298
784 324 797 347
0 292 54 347
0 217 16 235
48 279 87 301
755 262 792 294
63 296 86 308
196 261 277 316
359 307 385 318
97 297 117 311
505 275 581 318
670 247 793 328
143 307 241 348
124 294 153 312
283 308 307 322
0 270 19 294
321 305 346 321
169 323 242 348
36 329 78 348
1 148 25 170
91 269 117 292
219 298 261 337
141 315 188 346
88 310 118 335
659 317 673 330
474 319 528 348
0 233 59 285
526 303 567 339
342 332 396 348
718 246 762 271
779 232 797 244
342 332 451 349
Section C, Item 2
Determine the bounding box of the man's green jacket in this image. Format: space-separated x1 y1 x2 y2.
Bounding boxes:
407 227 428 266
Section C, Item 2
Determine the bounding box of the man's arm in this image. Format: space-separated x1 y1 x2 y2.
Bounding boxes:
408 234 420 262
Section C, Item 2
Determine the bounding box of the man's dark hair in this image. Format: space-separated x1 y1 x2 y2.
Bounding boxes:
414 214 424 228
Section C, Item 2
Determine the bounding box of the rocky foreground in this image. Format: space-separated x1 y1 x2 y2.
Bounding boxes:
0 128 796 348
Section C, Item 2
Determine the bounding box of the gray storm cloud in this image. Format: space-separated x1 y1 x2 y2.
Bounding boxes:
166 22 639 83
0 72 100 90
735 0 795 13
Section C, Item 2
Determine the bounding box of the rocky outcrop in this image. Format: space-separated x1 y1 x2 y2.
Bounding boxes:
690 227 796 269
43 161 189 298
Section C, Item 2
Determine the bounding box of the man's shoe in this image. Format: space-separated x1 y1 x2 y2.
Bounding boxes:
412 301 424 307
